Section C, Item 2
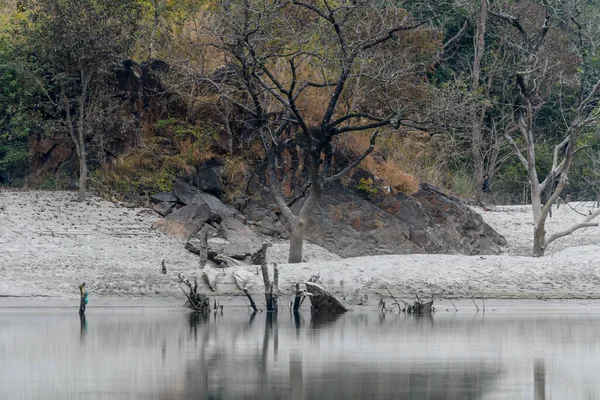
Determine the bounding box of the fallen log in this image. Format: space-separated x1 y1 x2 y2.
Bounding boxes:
305 282 347 314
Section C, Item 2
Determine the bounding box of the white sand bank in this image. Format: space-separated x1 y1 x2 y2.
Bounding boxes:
1 189 600 301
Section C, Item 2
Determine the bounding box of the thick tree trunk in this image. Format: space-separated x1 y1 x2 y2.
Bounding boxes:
532 223 546 257
288 220 306 263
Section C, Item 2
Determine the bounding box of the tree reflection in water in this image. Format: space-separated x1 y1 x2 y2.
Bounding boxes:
165 311 500 400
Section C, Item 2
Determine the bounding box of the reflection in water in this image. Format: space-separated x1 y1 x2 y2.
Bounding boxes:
2 310 600 399
535 359 545 400
79 313 87 344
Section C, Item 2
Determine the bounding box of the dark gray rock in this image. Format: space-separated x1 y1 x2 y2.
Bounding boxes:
249 179 505 257
152 203 211 240
219 217 263 252
178 157 226 198
191 166 224 198
172 180 238 221
153 201 176 217
305 282 348 314
206 238 254 260
297 188 420 258
385 183 507 255
243 202 289 239
151 191 178 204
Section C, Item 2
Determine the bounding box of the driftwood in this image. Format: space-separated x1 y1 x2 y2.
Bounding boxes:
178 273 210 312
380 286 435 315
261 262 278 312
305 282 347 314
293 282 312 312
233 269 258 312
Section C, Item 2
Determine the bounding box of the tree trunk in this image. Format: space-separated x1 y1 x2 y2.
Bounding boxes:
288 220 306 263
76 78 88 202
532 223 546 257
78 137 87 202
530 183 546 256
471 0 488 203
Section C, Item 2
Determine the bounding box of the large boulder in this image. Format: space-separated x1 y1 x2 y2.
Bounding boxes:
243 202 289 239
380 183 507 255
151 191 178 203
172 180 238 220
245 179 506 257
186 217 264 262
188 158 226 198
219 217 263 251
152 203 212 240
153 201 176 217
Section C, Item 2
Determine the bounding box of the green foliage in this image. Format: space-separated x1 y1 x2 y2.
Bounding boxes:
0 12 36 183
357 177 378 197
94 120 219 197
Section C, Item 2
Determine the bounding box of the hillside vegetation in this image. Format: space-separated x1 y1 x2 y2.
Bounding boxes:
1 0 600 205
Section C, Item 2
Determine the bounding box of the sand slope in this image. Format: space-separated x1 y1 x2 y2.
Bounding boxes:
1 189 600 299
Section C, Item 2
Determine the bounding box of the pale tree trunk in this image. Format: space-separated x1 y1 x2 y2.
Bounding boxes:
288 184 319 263
76 74 90 202
63 92 87 202
471 0 488 202
288 220 306 264
77 132 87 202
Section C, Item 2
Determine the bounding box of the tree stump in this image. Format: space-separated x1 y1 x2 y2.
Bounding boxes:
261 263 278 312
78 283 87 315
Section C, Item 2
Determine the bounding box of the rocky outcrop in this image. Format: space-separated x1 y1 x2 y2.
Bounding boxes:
153 179 264 264
178 158 226 198
244 180 506 257
29 136 76 175
152 203 213 241
172 180 238 220
377 183 507 255
152 165 506 262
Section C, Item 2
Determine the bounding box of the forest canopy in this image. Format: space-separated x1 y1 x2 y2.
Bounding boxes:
0 0 599 206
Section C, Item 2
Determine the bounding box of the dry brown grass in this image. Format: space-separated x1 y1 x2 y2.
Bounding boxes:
339 131 420 195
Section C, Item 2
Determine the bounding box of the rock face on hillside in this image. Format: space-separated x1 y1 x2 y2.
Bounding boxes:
242 181 507 257
149 159 509 259
152 180 265 264
152 174 506 261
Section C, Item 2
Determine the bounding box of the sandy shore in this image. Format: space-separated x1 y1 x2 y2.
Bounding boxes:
1 189 600 302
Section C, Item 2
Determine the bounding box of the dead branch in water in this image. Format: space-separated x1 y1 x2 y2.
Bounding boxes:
178 273 210 312
381 286 435 315
233 270 259 313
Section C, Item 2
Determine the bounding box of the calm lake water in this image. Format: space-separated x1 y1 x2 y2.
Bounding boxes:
1 304 599 399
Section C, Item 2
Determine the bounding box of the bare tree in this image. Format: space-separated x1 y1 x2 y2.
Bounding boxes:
495 2 600 256
193 0 430 262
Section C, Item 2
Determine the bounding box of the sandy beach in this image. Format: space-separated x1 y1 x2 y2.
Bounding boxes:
1 189 600 302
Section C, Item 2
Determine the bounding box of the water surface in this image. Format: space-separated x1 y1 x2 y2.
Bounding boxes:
1 305 599 399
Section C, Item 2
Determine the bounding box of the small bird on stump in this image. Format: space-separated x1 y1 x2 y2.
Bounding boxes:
161 260 167 274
